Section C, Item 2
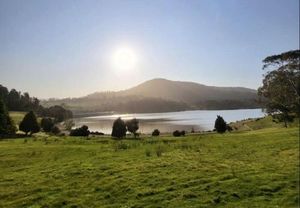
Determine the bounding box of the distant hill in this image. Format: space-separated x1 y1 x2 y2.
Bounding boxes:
121 78 257 104
42 78 260 114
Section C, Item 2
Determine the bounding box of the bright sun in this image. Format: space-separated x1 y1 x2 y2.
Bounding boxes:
112 47 137 71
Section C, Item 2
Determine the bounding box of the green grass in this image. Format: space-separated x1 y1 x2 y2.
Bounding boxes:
0 126 299 208
230 116 299 131
9 111 26 125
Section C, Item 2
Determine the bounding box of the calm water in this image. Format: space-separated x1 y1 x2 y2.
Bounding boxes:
73 109 265 134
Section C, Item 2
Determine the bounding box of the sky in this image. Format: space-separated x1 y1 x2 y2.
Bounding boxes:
0 0 299 99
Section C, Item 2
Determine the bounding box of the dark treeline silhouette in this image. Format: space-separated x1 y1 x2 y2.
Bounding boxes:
195 99 260 110
45 95 259 114
44 95 189 114
0 85 40 111
0 84 72 121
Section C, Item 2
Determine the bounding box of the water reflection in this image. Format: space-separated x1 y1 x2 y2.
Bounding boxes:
73 109 265 134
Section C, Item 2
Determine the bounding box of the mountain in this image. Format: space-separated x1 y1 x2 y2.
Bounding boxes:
42 78 260 114
121 78 257 104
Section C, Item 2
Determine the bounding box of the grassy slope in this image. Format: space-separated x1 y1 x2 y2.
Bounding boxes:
0 126 299 208
9 111 26 125
229 116 299 131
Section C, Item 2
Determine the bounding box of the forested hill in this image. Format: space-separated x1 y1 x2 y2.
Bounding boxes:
42 78 260 114
0 84 73 121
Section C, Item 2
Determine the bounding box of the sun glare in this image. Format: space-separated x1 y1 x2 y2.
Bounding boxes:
112 47 137 71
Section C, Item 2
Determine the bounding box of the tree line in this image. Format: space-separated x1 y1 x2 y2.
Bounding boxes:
0 85 73 122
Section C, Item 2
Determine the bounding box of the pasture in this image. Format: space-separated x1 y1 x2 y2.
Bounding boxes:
0 125 298 207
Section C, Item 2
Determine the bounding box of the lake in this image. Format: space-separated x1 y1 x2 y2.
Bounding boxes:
73 109 265 134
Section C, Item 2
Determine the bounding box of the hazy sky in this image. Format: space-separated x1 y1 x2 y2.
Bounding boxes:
0 0 299 98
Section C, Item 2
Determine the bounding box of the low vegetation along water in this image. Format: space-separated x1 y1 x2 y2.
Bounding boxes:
73 109 265 134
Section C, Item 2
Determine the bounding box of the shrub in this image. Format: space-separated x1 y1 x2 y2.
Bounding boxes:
126 118 139 138
64 119 74 131
0 99 16 136
40 117 54 132
51 126 61 135
173 130 186 137
226 125 233 132
19 111 40 135
111 117 126 139
152 129 160 136
173 130 181 137
90 131 104 135
70 125 90 136
41 105 73 122
214 115 227 133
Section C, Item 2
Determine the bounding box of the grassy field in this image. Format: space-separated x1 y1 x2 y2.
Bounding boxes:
0 123 299 207
9 111 26 125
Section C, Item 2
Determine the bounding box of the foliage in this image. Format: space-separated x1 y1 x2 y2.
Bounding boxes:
40 117 54 132
126 118 139 138
63 119 75 131
173 130 181 137
69 125 90 136
258 49 300 127
0 84 73 122
39 105 73 123
173 130 186 137
195 99 260 110
214 115 227 133
111 117 126 139
0 85 9 104
90 131 104 136
152 129 160 136
0 85 40 111
19 111 40 135
51 126 61 135
0 99 16 136
226 124 233 132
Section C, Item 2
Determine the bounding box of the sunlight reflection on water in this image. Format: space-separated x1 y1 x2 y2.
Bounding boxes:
73 109 265 134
